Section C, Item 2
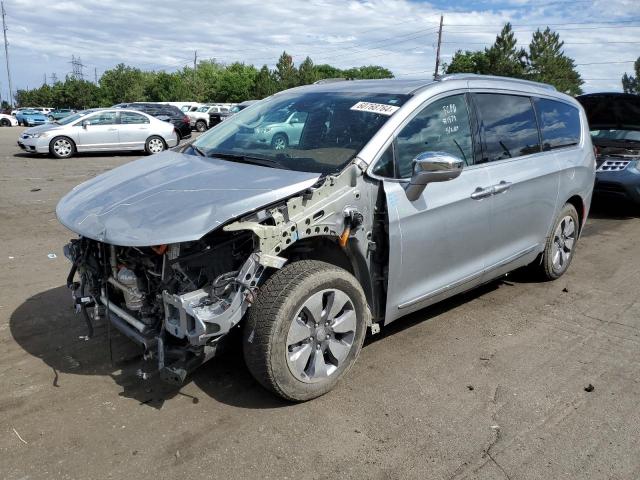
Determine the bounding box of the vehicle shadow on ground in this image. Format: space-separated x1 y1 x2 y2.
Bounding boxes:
9 285 287 411
11 282 503 410
588 196 639 220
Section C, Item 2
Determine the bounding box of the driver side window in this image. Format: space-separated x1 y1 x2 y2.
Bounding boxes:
395 94 473 178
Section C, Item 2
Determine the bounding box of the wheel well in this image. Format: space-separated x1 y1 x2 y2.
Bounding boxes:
272 132 288 142
282 236 353 274
566 195 585 231
279 235 375 319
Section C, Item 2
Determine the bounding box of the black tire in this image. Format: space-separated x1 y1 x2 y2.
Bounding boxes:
271 133 288 150
145 135 166 155
49 136 75 159
243 260 368 401
534 203 580 280
0 118 10 127
48 115 54 121
195 120 207 132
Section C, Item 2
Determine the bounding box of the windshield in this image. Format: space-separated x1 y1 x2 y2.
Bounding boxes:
591 129 640 143
191 90 408 174
57 111 89 125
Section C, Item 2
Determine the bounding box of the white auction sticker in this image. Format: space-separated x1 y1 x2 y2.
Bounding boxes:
350 101 400 116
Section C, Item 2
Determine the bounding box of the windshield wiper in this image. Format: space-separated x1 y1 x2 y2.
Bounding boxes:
191 145 206 156
207 151 290 170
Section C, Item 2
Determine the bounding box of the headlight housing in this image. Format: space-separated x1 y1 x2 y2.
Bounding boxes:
32 132 50 138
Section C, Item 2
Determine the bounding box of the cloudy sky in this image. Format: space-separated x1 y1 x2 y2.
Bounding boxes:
2 0 639 100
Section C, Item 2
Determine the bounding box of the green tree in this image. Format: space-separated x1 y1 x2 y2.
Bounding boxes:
314 63 345 80
445 50 489 74
253 65 278 99
275 51 298 89
99 63 148 104
345 65 394 79
484 23 527 78
215 62 258 102
527 27 583 95
298 56 318 85
621 57 640 94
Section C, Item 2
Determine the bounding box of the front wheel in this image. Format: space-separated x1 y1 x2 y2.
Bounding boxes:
0 118 10 127
243 260 368 401
145 135 166 155
271 133 288 151
49 136 75 159
535 203 580 280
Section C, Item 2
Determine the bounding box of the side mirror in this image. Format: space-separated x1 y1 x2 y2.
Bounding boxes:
81 120 91 128
404 151 464 201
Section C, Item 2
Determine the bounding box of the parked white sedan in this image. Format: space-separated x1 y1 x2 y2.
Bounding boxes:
17 108 178 158
0 113 18 127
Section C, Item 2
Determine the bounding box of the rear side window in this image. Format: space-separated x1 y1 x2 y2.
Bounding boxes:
120 112 150 124
395 94 474 178
533 98 581 150
473 93 540 162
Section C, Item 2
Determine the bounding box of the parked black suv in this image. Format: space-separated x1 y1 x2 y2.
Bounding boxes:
577 93 640 205
123 103 192 141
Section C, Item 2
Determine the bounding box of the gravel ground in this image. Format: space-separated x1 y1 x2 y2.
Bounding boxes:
0 126 638 480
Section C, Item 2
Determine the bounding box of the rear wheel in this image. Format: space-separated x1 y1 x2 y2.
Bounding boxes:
534 203 580 280
145 135 166 155
49 136 75 159
48 115 54 121
243 260 368 401
0 118 10 127
195 120 207 132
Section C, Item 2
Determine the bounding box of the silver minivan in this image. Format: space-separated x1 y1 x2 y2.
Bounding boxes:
57 75 595 401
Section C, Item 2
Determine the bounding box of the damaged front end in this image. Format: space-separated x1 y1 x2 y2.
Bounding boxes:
62 153 377 387
64 229 263 384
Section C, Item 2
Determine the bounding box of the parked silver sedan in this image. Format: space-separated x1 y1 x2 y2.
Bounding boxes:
17 108 178 159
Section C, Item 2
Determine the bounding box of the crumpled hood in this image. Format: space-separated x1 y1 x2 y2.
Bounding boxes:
56 150 321 246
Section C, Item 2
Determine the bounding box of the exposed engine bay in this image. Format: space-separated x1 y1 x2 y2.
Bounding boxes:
63 163 380 385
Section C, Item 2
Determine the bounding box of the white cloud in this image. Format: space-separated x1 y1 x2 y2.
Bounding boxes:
0 0 636 98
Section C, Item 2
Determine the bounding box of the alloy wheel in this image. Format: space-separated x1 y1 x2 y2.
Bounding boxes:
273 136 287 150
552 215 576 271
286 288 356 383
53 138 72 157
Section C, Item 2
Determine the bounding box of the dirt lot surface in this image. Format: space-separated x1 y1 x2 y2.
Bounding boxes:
0 126 639 480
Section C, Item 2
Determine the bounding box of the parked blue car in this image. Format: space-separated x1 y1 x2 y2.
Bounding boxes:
15 109 48 126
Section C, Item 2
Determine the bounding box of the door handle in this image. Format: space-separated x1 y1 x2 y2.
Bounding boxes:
470 187 494 200
493 181 512 194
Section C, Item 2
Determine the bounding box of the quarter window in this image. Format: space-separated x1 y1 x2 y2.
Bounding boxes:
120 112 150 124
533 98 580 150
473 93 540 162
395 94 473 178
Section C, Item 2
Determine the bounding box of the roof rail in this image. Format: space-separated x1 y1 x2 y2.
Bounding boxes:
313 78 348 84
439 73 557 91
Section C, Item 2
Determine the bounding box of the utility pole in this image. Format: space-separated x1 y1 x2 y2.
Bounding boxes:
94 67 98 85
193 50 197 83
1 1 13 107
43 73 47 85
434 15 443 80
